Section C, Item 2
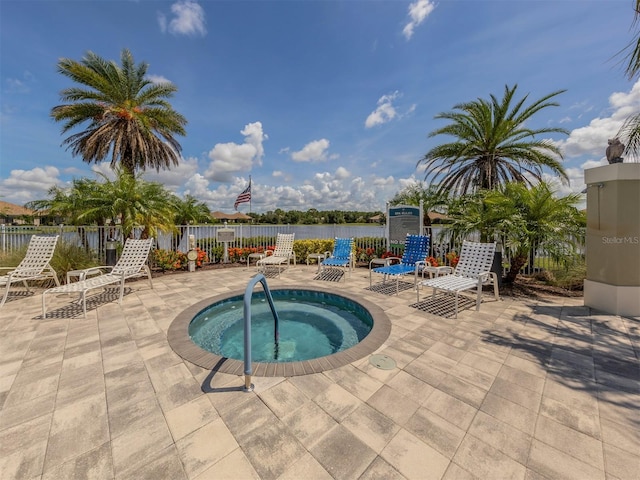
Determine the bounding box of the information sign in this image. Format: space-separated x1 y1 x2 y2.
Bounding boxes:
217 228 235 243
388 205 422 247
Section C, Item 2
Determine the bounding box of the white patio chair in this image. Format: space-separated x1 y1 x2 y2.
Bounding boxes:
257 233 295 276
0 235 60 308
417 241 499 318
42 237 154 318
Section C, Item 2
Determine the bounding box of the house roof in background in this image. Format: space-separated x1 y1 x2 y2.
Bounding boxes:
0 201 34 217
211 211 252 221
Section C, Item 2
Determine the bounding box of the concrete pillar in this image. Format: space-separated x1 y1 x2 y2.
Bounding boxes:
583 163 640 316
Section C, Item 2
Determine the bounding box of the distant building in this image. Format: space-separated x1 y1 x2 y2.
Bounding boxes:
0 201 40 226
210 211 252 223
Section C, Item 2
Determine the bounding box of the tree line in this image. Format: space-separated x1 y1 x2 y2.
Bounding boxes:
247 209 383 225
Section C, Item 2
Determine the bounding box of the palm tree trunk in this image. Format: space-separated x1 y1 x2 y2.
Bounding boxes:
505 253 528 283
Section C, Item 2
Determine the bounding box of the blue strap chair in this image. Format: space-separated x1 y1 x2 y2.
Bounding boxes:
320 237 354 281
370 234 430 294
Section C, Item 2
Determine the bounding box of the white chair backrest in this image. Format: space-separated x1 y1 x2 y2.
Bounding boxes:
16 235 59 275
454 241 496 279
272 233 295 257
111 238 154 275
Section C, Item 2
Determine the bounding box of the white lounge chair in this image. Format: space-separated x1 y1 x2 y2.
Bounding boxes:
417 241 499 318
257 233 295 276
0 235 60 308
42 237 154 318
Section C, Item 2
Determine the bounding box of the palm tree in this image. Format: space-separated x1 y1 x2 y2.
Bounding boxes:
419 85 569 195
26 178 108 250
171 194 212 250
172 194 211 225
94 168 177 239
51 49 187 175
616 0 640 160
445 182 585 283
620 0 640 80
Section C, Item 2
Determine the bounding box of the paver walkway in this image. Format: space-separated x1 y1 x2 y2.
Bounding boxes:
0 265 638 479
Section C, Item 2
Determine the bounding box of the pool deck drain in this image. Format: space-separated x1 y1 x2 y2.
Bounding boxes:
369 354 396 370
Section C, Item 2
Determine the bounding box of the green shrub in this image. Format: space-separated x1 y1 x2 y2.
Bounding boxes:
50 242 100 284
292 239 335 263
550 259 586 291
151 249 187 271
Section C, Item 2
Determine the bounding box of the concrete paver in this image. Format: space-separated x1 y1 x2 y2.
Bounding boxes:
0 265 638 479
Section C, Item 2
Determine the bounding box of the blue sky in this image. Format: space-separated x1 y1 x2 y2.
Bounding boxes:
1 0 638 213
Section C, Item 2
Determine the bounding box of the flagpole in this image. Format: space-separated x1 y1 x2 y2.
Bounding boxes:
249 175 252 240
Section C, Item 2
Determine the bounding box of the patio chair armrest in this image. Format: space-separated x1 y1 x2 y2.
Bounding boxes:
384 256 402 265
478 271 494 282
0 266 16 272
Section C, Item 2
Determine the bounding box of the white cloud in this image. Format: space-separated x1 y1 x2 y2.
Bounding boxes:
557 79 640 159
402 0 435 40
146 74 171 84
5 71 35 94
373 176 395 186
334 167 350 180
291 139 337 162
0 166 63 205
205 122 267 182
365 91 402 128
159 0 206 37
143 156 199 189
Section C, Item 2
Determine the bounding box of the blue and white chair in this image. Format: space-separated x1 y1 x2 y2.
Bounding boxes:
319 237 354 281
370 234 430 294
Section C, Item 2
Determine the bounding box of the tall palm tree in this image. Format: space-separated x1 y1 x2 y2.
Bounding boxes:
51 49 187 175
419 85 569 195
621 0 640 80
616 0 640 160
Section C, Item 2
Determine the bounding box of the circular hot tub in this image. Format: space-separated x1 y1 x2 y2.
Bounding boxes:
168 286 391 377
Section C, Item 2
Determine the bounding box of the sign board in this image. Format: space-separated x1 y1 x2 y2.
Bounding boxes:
387 204 422 248
217 228 235 243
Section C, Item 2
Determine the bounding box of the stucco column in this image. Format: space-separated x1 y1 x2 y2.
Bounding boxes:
583 163 640 316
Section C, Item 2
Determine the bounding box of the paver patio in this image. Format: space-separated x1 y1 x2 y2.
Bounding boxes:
0 264 638 479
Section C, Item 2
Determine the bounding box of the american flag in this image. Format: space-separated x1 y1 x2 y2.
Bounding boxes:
234 181 251 210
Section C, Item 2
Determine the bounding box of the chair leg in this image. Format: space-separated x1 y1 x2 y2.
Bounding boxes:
145 266 153 289
454 292 459 319
490 272 499 301
42 291 47 318
0 283 10 308
476 281 483 311
118 277 126 304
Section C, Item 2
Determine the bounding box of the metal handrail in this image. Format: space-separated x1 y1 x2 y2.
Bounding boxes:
242 273 280 392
